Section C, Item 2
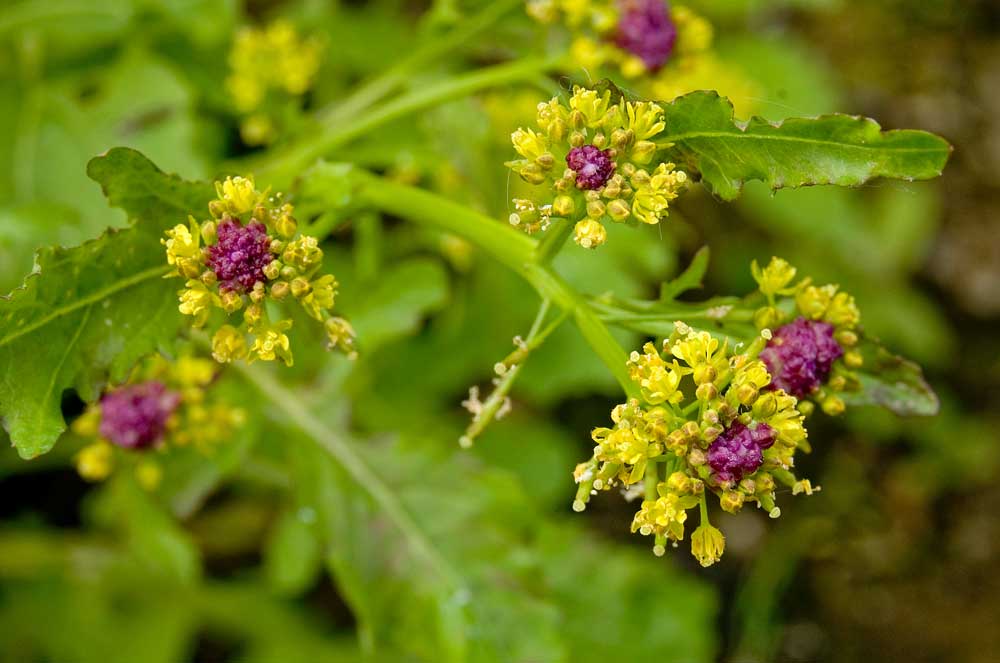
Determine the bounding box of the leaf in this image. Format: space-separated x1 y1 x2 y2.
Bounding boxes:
660 246 710 302
656 90 951 200
0 148 211 458
264 508 323 597
346 258 450 352
841 338 940 416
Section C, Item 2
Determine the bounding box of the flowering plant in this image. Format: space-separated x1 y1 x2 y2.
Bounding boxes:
0 1 961 660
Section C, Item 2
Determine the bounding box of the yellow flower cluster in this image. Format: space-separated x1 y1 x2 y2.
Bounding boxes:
163 175 355 367
72 353 244 490
507 86 687 248
225 21 323 145
574 323 813 565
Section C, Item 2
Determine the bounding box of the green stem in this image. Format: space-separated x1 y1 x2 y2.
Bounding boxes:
533 217 574 265
252 56 561 186
350 172 638 398
461 299 551 447
699 493 710 525
319 0 524 125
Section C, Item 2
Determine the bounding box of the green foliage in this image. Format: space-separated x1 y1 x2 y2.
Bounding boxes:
658 91 952 200
842 338 940 416
0 148 209 458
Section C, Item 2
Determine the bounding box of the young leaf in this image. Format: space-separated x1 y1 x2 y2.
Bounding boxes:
0 148 211 458
842 338 940 416
660 246 710 302
657 91 952 200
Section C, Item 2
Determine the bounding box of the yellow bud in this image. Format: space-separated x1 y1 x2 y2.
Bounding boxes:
553 195 576 217
271 281 290 300
695 382 718 402
76 442 113 482
263 260 282 280
200 220 217 245
667 471 693 494
275 213 297 238
290 277 311 298
573 219 607 249
754 306 780 330
720 490 744 513
220 290 243 314
821 395 845 416
586 199 606 219
844 350 863 368
630 140 657 164
606 198 631 222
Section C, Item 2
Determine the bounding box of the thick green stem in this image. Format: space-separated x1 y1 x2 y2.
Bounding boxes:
350 172 638 399
533 217 574 265
252 57 561 186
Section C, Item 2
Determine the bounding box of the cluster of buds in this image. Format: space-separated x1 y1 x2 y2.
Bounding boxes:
527 0 712 78
507 86 687 249
752 257 863 416
573 323 812 566
163 175 355 367
225 21 323 145
72 353 244 489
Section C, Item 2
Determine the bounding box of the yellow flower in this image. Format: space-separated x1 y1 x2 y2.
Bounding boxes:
630 163 687 224
670 329 722 369
178 280 217 327
690 524 725 567
796 283 838 320
624 100 665 141
215 176 262 216
511 128 550 161
173 356 216 388
212 325 248 363
824 291 860 329
751 257 798 297
300 274 337 320
573 218 607 249
569 86 614 128
627 342 685 405
631 492 699 541
673 5 714 55
76 441 113 482
250 319 294 366
282 235 324 273
162 218 203 279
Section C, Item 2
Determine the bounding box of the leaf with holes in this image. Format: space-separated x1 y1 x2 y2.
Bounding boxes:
0 148 211 458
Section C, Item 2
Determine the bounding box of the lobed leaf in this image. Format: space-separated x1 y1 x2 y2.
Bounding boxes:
656 90 952 200
0 148 211 458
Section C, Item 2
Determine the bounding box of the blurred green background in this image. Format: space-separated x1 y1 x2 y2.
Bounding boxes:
1 0 998 661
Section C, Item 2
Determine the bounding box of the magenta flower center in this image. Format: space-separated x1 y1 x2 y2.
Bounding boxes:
760 317 844 398
566 145 616 190
99 381 181 450
707 421 775 485
206 219 272 292
615 0 678 71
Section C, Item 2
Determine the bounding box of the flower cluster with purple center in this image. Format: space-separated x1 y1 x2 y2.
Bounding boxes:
99 381 181 449
206 219 273 292
760 317 844 398
707 421 776 485
615 0 678 71
566 145 616 190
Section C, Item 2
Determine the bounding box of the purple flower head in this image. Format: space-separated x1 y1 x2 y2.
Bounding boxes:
206 218 272 292
707 421 776 485
566 145 616 190
760 317 844 398
99 381 181 450
615 0 678 71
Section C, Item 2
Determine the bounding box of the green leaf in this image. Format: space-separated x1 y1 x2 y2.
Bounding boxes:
657 90 951 200
660 246 710 302
842 338 940 416
264 508 323 597
0 148 211 458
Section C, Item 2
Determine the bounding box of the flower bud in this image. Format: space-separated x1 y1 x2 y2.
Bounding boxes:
844 350 863 368
275 213 298 238
630 140 657 164
200 220 218 245
220 290 243 313
270 281 290 300
606 198 631 222
667 471 693 494
696 382 718 402
720 490 744 514
553 195 576 217
263 259 281 280
688 448 707 466
573 219 607 249
821 395 845 416
290 277 311 298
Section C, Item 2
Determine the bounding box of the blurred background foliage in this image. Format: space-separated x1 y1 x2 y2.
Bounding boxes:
1 0 998 661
